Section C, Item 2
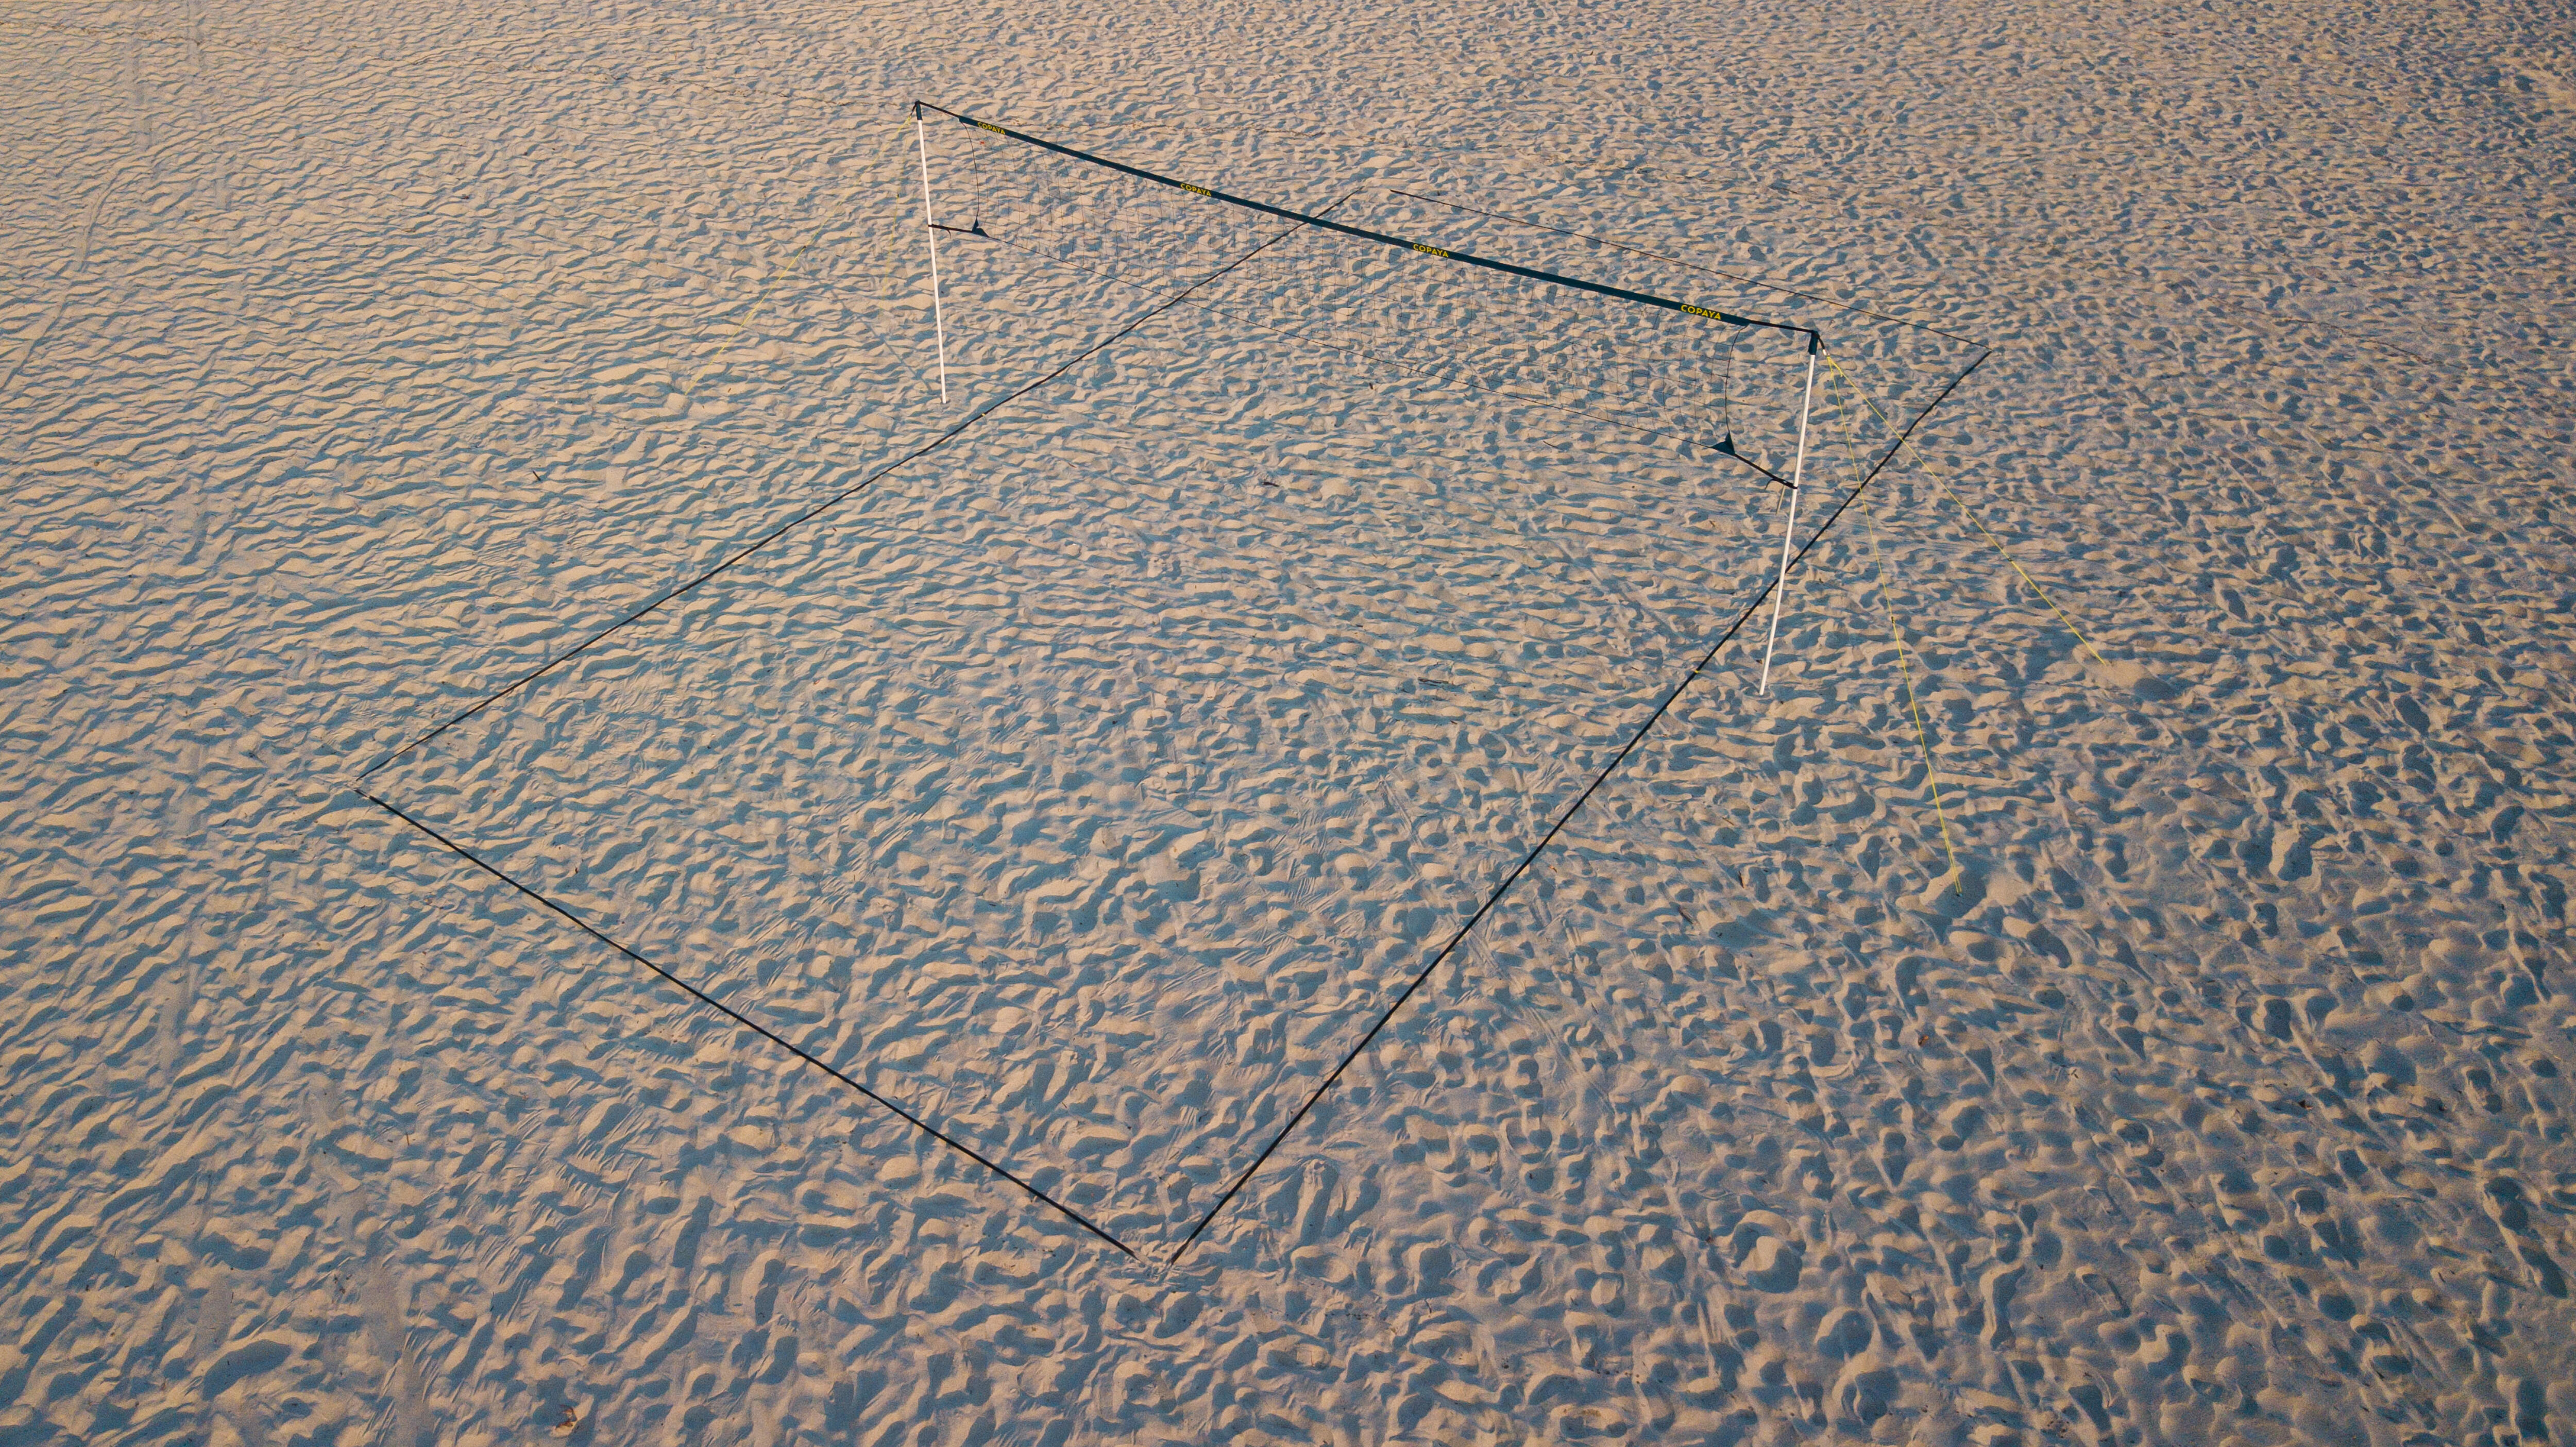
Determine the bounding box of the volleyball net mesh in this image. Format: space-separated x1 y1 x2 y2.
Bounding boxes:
911 102 1979 490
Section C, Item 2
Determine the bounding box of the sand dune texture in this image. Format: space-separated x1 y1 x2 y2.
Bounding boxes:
6 0 2575 1442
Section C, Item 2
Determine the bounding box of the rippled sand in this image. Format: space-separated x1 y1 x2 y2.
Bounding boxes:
6 0 2574 1442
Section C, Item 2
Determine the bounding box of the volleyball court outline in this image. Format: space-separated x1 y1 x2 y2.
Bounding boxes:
357 99 1991 1260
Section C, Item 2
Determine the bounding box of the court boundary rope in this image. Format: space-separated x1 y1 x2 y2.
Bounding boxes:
359 792 1140 1256
352 200 1361 1259
358 109 1986 1254
356 194 1355 785
1168 347 1990 1264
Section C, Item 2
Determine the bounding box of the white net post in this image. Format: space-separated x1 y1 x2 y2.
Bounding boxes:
1757 335 1820 694
913 107 949 405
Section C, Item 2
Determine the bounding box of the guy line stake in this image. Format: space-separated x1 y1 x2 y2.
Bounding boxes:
1758 333 1821 694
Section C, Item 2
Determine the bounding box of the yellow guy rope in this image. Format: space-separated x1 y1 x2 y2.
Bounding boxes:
1821 364 1962 884
1821 352 2106 665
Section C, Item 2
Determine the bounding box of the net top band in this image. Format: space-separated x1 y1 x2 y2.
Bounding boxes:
913 101 1822 347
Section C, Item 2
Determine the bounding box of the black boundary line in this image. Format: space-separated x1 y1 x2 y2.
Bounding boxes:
349 198 1362 1258
916 100 1818 345
345 99 1963 1255
357 791 1137 1256
357 193 1354 785
1167 348 1992 1266
976 227 1793 488
1386 186 1985 349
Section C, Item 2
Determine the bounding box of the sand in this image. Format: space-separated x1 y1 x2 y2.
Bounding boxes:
5 0 2574 1442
